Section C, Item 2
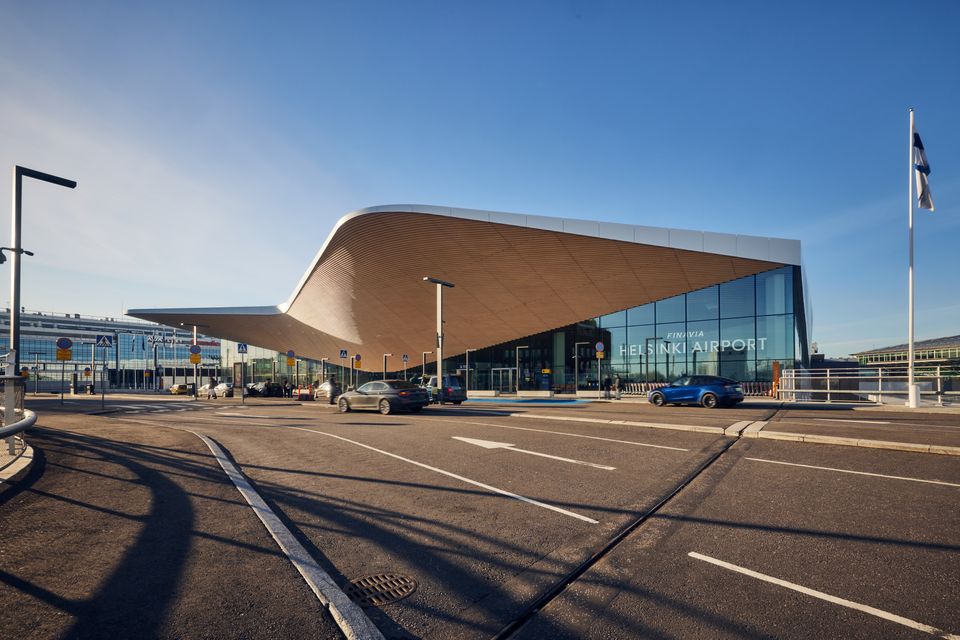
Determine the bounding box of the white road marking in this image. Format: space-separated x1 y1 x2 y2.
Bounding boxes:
294 428 599 524
418 417 688 451
812 418 892 425
688 552 960 639
745 457 960 488
452 436 616 470
188 431 385 640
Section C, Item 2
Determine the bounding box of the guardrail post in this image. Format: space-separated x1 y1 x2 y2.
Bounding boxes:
937 365 943 407
877 368 883 405
826 369 831 403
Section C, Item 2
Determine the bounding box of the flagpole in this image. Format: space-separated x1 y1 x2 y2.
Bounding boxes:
907 108 918 408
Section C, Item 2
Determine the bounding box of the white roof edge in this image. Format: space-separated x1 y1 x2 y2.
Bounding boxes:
126 305 283 317
282 204 803 310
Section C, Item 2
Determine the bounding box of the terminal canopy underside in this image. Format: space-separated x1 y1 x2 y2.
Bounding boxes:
129 207 796 370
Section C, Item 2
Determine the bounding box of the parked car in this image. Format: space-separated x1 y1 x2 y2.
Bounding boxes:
337 379 430 414
168 383 191 395
421 374 466 404
648 375 744 408
314 380 342 403
214 382 234 398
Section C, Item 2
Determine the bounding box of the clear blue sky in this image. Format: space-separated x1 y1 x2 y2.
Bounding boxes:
1 1 957 357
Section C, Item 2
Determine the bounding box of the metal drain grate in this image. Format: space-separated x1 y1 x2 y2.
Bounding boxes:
344 574 418 607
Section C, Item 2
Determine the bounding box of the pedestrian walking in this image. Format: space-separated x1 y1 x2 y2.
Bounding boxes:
207 377 217 399
614 374 622 400
603 375 612 400
283 378 292 398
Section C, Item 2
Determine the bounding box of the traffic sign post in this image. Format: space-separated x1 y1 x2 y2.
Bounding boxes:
352 353 362 388
56 337 73 406
402 353 409 380
596 343 606 399
237 344 248 404
286 350 295 367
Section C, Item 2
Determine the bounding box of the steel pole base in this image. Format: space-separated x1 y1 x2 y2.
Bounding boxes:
907 384 920 408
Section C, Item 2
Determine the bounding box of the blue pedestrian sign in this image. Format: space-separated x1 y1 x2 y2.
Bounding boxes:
189 344 201 355
95 335 113 348
595 341 605 352
237 343 248 354
339 349 348 359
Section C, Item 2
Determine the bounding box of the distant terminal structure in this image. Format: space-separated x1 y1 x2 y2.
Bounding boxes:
853 335 960 369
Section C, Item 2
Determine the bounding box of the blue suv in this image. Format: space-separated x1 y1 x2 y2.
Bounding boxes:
648 375 744 408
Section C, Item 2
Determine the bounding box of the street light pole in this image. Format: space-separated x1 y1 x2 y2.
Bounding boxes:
516 345 529 394
573 341 589 394
423 277 454 404
382 353 392 380
9 166 76 372
321 357 328 381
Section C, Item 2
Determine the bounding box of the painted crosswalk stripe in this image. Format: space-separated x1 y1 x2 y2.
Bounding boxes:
689 552 959 639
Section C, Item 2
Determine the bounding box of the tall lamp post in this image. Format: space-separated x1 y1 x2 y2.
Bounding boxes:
9 166 76 372
573 341 590 394
423 277 454 404
465 348 477 392
321 357 329 381
515 345 529 394
382 353 392 380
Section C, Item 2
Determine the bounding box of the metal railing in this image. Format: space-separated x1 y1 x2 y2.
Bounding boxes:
778 366 958 405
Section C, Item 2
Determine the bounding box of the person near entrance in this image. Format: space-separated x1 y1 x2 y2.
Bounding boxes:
614 374 623 400
602 375 612 400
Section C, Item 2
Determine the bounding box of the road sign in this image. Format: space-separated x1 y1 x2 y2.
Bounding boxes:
56 337 73 349
237 343 248 354
83 367 91 377
596 351 604 359
354 353 362 362
402 354 409 363
595 341 604 352
189 353 201 364
541 368 551 374
95 334 114 348
189 344 201 355
339 349 348 359
56 348 72 361
20 367 29 378
287 350 295 358
287 357 295 367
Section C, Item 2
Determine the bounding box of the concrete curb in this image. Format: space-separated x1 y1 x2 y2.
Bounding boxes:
512 413 727 435
189 431 385 640
0 444 35 486
749 430 960 456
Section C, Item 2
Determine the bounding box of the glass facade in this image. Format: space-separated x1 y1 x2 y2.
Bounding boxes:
441 265 805 391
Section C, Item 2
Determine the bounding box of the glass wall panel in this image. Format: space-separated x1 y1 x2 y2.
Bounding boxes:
686 320 719 375
656 295 685 324
626 324 657 381
600 309 627 328
757 314 794 361
607 327 627 365
686 286 719 322
654 321 686 380
720 276 756 318
719 317 755 380
627 303 654 325
757 267 794 315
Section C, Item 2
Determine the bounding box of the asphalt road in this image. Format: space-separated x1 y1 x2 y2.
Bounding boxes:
2 397 958 639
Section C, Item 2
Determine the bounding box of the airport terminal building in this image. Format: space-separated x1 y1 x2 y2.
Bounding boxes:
130 205 811 391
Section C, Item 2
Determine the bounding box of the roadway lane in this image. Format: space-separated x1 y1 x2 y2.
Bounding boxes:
516 437 960 639
116 403 734 639
0 412 341 640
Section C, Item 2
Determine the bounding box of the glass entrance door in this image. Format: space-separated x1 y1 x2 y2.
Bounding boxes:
492 367 515 394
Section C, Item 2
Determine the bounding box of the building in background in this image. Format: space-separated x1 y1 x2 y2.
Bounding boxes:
853 335 960 371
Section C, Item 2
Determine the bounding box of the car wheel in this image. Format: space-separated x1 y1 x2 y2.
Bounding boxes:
379 399 392 415
701 393 718 409
453 400 463 405
650 392 665 407
338 398 350 413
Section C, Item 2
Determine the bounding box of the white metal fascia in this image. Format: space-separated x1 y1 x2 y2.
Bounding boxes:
279 204 803 313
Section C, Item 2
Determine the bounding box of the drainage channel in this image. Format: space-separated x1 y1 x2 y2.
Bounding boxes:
491 407 782 640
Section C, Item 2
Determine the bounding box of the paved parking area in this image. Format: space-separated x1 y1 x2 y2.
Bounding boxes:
2 397 958 639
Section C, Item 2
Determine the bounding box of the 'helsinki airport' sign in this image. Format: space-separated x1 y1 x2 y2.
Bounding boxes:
619 331 768 357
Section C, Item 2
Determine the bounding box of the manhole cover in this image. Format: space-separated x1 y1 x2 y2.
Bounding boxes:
344 573 418 607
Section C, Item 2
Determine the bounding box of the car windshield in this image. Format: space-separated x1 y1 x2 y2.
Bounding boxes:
443 376 463 388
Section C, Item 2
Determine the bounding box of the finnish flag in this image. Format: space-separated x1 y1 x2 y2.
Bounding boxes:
913 131 935 211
